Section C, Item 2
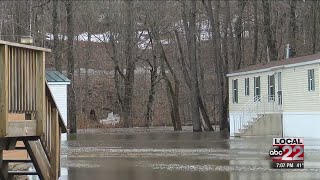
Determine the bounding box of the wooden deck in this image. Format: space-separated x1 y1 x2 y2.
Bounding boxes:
0 41 66 180
3 141 28 160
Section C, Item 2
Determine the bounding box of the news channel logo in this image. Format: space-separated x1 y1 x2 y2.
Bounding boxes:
269 138 304 169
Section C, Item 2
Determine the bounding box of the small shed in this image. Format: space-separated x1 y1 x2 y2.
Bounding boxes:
46 71 70 139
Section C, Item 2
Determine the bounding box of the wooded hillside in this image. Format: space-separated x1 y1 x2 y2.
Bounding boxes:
1 0 319 132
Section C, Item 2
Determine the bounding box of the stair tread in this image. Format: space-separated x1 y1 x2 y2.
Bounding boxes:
15 146 27 150
8 171 38 175
3 159 32 163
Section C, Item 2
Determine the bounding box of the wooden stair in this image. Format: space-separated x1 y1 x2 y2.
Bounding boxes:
0 40 67 180
3 159 32 163
8 171 38 176
0 138 56 180
24 140 51 180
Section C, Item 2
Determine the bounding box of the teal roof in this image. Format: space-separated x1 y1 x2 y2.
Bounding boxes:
46 71 70 82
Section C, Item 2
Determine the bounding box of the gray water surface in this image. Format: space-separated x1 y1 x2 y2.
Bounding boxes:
60 131 320 180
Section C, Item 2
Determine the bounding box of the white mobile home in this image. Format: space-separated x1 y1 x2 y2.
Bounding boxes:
227 53 320 138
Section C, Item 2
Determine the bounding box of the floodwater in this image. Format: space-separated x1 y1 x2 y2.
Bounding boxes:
59 131 320 180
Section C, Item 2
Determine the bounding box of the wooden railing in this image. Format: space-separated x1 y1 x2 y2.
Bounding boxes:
0 40 66 180
0 40 50 138
45 83 62 179
8 46 38 114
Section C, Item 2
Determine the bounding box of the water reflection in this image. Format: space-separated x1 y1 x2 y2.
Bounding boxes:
60 132 320 180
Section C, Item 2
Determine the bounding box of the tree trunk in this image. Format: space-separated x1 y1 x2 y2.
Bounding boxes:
145 47 158 127
289 0 297 56
312 0 318 54
181 2 204 131
234 0 246 69
123 0 135 128
189 0 202 132
52 0 62 72
76 35 83 118
262 0 278 61
202 0 229 131
147 18 182 131
83 32 91 117
66 0 77 133
145 69 156 127
225 0 236 71
14 2 22 42
252 0 259 64
222 0 230 132
158 37 182 131
174 30 213 131
109 34 124 113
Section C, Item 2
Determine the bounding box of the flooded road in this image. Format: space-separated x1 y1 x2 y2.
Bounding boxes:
60 131 320 180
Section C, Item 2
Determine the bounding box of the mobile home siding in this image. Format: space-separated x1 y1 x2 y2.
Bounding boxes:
229 70 280 112
228 58 320 138
282 64 320 112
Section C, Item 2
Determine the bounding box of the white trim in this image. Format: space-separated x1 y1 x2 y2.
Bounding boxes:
230 111 283 114
227 59 320 77
47 82 70 85
282 112 320 115
229 112 320 114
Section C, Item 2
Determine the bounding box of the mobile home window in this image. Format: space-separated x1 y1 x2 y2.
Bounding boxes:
254 76 260 101
245 78 249 96
268 75 275 101
232 79 238 103
308 69 315 91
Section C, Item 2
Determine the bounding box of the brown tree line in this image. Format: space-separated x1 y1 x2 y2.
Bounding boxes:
1 0 319 132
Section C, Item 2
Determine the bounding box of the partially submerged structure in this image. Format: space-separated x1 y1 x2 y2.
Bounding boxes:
0 40 67 179
228 53 320 138
46 71 70 141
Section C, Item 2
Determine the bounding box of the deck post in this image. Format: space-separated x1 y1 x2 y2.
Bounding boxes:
0 150 3 168
0 151 8 180
50 108 59 179
58 128 61 177
0 45 8 138
36 51 46 136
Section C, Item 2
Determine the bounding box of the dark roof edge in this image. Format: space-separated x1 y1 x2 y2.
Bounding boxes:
45 70 70 82
227 53 320 77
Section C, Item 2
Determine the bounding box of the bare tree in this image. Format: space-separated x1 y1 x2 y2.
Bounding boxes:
234 0 247 69
202 0 229 131
157 37 182 131
312 0 318 54
174 29 213 131
52 0 62 72
0 0 317 132
188 0 202 132
289 0 297 56
252 0 259 64
83 31 91 116
122 0 136 128
144 33 159 127
66 0 77 133
262 0 278 61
